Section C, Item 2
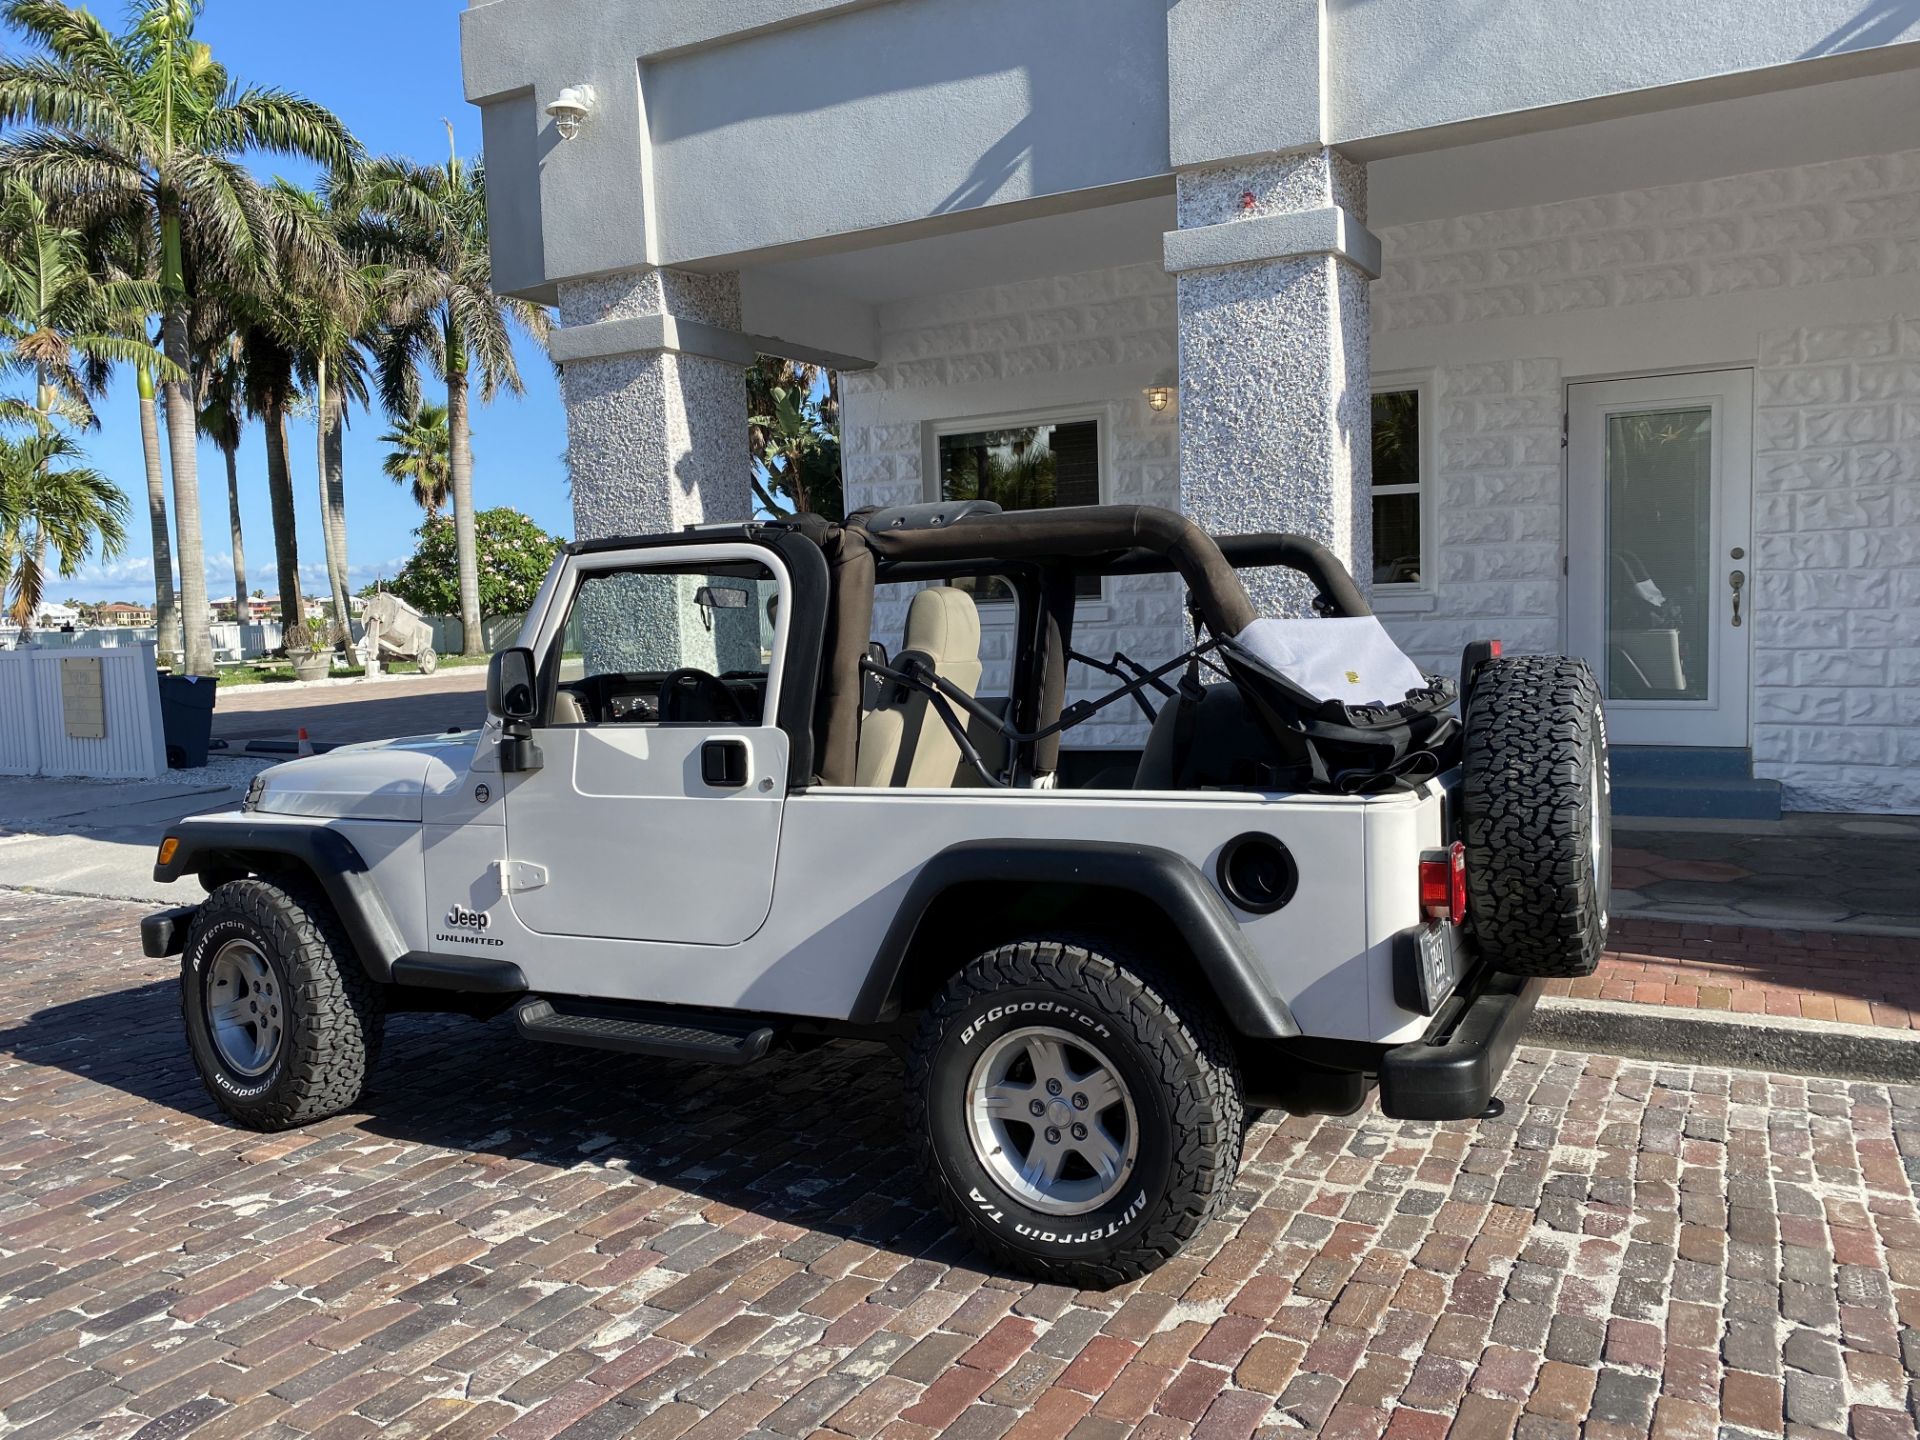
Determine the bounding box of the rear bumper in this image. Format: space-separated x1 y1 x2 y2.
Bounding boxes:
1376 969 1541 1121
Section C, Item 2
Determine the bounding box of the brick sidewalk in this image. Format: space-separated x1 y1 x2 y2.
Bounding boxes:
4 890 1920 1440
1546 917 1920 1030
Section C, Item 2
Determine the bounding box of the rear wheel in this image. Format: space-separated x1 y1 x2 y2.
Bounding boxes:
181 878 385 1130
908 938 1243 1287
416 646 438 675
1462 655 1610 978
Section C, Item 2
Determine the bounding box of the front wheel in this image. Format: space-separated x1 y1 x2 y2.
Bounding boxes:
416 646 438 676
907 939 1244 1287
180 878 385 1130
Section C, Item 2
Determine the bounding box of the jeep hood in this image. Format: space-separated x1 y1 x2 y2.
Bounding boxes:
247 732 478 822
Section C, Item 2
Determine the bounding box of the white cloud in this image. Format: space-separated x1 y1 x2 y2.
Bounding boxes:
50 550 407 602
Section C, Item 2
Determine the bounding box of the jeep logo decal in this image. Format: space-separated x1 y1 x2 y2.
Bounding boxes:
444 904 489 931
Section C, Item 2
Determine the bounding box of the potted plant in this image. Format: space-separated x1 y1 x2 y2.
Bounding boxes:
284 620 341 683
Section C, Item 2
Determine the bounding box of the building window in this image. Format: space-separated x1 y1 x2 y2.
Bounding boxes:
1371 387 1426 588
936 418 1101 598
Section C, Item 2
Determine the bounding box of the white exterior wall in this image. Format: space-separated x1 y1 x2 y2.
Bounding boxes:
1374 146 1920 814
840 262 1183 748
1752 319 1920 814
840 150 1920 809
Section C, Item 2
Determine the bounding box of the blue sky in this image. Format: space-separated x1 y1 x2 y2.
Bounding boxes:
43 0 572 603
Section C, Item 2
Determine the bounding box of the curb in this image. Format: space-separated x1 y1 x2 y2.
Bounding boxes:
209 739 343 756
1526 996 1920 1084
1615 903 1920 941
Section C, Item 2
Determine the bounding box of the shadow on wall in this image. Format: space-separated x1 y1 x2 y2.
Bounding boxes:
644 0 1167 216
935 114 1034 217
1803 0 1920 55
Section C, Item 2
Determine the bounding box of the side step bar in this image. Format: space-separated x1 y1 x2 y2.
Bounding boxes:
514 997 777 1066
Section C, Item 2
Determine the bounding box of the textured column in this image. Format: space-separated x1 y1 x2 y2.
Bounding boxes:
555 267 754 671
1168 149 1377 618
556 266 752 541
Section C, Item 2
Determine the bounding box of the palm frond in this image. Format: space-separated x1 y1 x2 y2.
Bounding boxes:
210 86 358 169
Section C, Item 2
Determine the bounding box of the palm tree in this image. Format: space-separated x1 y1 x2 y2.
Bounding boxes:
79 206 181 662
0 178 161 651
380 402 451 518
0 0 358 673
370 134 549 655
195 333 245 614
262 176 379 638
747 357 842 520
234 306 301 635
0 427 126 637
0 181 168 427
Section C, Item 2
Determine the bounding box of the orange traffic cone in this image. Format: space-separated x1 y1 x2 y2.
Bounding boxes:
296 727 313 758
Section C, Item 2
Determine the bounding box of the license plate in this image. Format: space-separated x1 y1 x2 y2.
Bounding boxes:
1415 921 1465 1014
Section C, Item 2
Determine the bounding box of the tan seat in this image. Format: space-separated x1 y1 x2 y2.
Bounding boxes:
857 587 983 788
552 690 589 725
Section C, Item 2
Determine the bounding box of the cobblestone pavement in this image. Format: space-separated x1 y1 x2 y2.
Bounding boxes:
212 668 487 749
1554 918 1920 1029
4 891 1920 1440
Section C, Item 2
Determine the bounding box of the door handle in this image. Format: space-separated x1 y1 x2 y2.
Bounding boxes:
700 738 749 788
1729 569 1745 628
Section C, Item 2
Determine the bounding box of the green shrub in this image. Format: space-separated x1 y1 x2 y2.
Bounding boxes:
378 508 564 619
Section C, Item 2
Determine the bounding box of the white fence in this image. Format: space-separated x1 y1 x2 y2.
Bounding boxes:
0 610 520 667
421 613 524 655
1 621 286 662
0 641 167 779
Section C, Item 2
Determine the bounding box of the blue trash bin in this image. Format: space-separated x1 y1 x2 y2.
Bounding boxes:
157 673 218 768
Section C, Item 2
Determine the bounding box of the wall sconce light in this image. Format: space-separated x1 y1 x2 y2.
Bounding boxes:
1143 369 1177 412
546 84 597 141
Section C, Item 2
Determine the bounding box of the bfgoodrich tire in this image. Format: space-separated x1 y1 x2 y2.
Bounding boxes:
908 939 1243 1287
1462 654 1610 978
181 878 385 1130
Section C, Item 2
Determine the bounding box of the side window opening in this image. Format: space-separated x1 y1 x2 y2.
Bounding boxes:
552 561 780 726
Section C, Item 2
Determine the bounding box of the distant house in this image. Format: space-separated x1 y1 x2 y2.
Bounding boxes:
31 601 80 628
94 601 153 627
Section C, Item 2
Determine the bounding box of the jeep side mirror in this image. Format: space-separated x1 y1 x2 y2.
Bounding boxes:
486 647 544 773
487 647 538 722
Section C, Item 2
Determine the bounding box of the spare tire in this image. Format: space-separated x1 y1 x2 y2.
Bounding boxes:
1461 655 1609 978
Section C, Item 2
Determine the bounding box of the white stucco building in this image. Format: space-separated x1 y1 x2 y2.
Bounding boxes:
462 1 1920 816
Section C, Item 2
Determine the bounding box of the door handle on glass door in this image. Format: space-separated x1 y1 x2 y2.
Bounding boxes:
1729 569 1745 628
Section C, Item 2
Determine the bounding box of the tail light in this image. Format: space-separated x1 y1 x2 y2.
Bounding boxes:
1420 842 1466 926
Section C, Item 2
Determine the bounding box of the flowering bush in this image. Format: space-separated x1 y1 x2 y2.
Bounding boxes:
380 508 565 618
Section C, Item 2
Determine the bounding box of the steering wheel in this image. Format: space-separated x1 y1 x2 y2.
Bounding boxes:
658 667 745 723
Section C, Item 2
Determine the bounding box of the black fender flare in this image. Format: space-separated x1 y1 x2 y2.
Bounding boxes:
851 839 1300 1039
154 819 408 982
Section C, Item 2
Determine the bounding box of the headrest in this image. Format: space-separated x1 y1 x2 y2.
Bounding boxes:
904 586 981 666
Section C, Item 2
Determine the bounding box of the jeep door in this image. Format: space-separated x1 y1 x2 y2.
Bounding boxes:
500 543 789 945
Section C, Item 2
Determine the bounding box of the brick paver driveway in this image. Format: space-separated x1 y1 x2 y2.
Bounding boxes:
2 891 1917 1440
213 669 488 750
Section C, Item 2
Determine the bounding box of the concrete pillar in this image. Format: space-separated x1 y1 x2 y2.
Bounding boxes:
552 266 757 671
554 266 753 540
1165 149 1380 619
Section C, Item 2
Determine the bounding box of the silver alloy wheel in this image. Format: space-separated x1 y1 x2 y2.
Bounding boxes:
207 939 285 1077
965 1025 1138 1216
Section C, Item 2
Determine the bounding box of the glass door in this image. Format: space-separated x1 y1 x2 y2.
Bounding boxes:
1566 371 1753 747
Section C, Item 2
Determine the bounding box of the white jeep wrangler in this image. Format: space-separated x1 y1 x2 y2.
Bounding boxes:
146 502 1608 1285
